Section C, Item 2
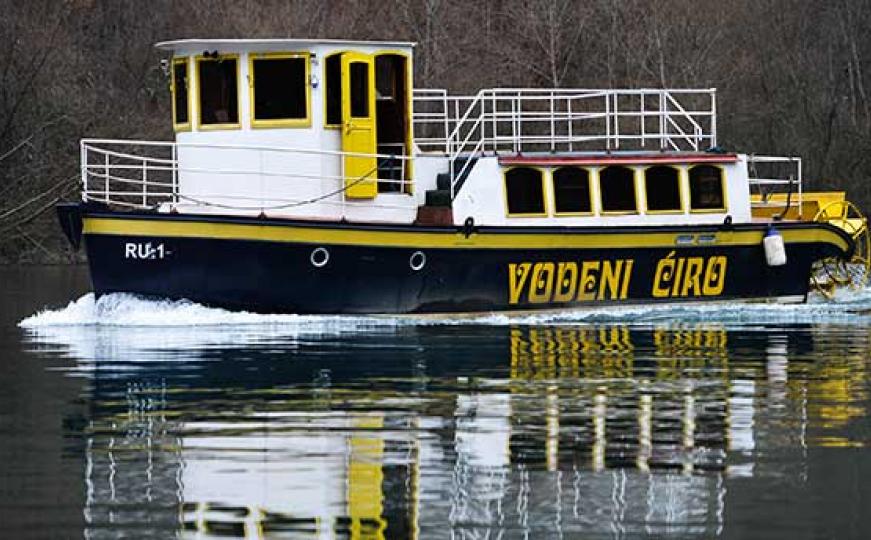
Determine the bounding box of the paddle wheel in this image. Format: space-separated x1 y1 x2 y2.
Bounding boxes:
810 200 871 297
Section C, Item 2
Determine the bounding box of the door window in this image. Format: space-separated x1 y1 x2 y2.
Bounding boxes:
350 62 369 118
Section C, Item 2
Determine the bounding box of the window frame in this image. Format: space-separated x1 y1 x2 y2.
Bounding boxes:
248 51 311 129
643 164 685 215
171 57 191 132
688 164 728 213
195 53 241 131
598 165 639 215
323 51 344 129
551 166 594 217
503 166 549 218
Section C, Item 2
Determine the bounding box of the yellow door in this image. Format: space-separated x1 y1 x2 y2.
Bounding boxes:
341 53 378 199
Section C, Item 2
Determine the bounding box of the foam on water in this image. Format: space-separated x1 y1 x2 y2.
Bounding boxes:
16 289 871 368
18 287 871 330
19 293 381 328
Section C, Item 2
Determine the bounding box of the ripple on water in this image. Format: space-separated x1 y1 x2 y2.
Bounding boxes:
13 289 871 538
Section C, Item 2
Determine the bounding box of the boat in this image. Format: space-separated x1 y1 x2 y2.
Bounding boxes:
55 38 870 314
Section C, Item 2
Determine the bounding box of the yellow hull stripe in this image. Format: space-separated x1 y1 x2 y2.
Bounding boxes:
82 217 850 252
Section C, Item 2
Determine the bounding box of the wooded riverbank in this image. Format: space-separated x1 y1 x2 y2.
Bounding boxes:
2 0 870 262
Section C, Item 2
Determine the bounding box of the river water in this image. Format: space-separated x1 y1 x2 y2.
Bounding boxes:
1 265 870 539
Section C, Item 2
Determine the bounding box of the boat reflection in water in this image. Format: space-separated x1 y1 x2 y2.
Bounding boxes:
22 312 870 538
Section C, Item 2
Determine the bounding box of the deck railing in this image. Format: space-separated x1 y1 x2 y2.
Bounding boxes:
413 87 718 197
747 155 803 218
80 139 413 212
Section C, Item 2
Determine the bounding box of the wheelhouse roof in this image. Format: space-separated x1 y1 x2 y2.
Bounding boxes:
155 38 416 53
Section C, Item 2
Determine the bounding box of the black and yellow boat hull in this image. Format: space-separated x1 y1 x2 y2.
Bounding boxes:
58 204 853 314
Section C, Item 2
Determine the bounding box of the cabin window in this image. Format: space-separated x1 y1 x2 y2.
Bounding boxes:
350 62 369 118
644 165 682 212
171 58 190 130
325 53 342 127
505 167 546 216
197 55 239 128
552 167 592 214
250 53 309 127
599 166 637 213
689 165 726 211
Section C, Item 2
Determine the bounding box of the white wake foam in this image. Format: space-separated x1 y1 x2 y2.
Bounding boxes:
17 290 871 367
18 287 871 330
18 293 382 328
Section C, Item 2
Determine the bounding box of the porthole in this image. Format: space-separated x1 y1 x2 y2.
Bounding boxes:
310 247 329 267
410 251 426 271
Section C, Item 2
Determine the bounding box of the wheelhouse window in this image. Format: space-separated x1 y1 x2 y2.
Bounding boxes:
599 166 637 213
552 166 592 214
689 165 726 211
250 53 309 127
197 55 239 128
171 58 190 130
505 167 546 216
324 53 342 127
644 165 682 212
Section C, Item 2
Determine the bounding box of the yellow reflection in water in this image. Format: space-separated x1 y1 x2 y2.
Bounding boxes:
76 322 870 539
348 415 386 540
798 328 870 447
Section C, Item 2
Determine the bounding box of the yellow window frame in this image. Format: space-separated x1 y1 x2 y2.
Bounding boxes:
551 166 595 217
598 165 640 215
688 164 729 213
195 53 241 131
643 164 685 214
323 51 344 129
171 57 191 132
503 166 549 218
249 51 311 129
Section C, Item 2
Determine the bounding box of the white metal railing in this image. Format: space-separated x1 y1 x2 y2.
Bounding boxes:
747 155 803 218
413 88 718 197
80 139 413 212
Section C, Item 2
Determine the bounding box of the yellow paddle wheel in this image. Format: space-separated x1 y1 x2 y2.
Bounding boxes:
810 199 871 297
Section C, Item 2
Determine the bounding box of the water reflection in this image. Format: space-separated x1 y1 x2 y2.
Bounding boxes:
20 320 871 538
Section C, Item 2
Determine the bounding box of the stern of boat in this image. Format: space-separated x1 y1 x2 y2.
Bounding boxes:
752 190 869 296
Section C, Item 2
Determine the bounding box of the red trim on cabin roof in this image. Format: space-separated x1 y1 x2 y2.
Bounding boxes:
499 154 739 166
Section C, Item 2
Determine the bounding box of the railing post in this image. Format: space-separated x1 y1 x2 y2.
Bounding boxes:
443 93 449 155
640 91 646 149
80 141 87 202
567 97 573 153
259 149 265 216
449 99 463 155
797 158 803 219
511 94 518 154
613 92 620 150
605 93 611 150
172 144 178 204
340 151 346 218
491 91 497 154
710 89 718 149
142 159 148 208
659 91 666 150
549 90 555 152
104 153 110 204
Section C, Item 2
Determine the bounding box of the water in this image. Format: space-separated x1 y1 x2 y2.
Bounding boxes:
2 266 871 539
